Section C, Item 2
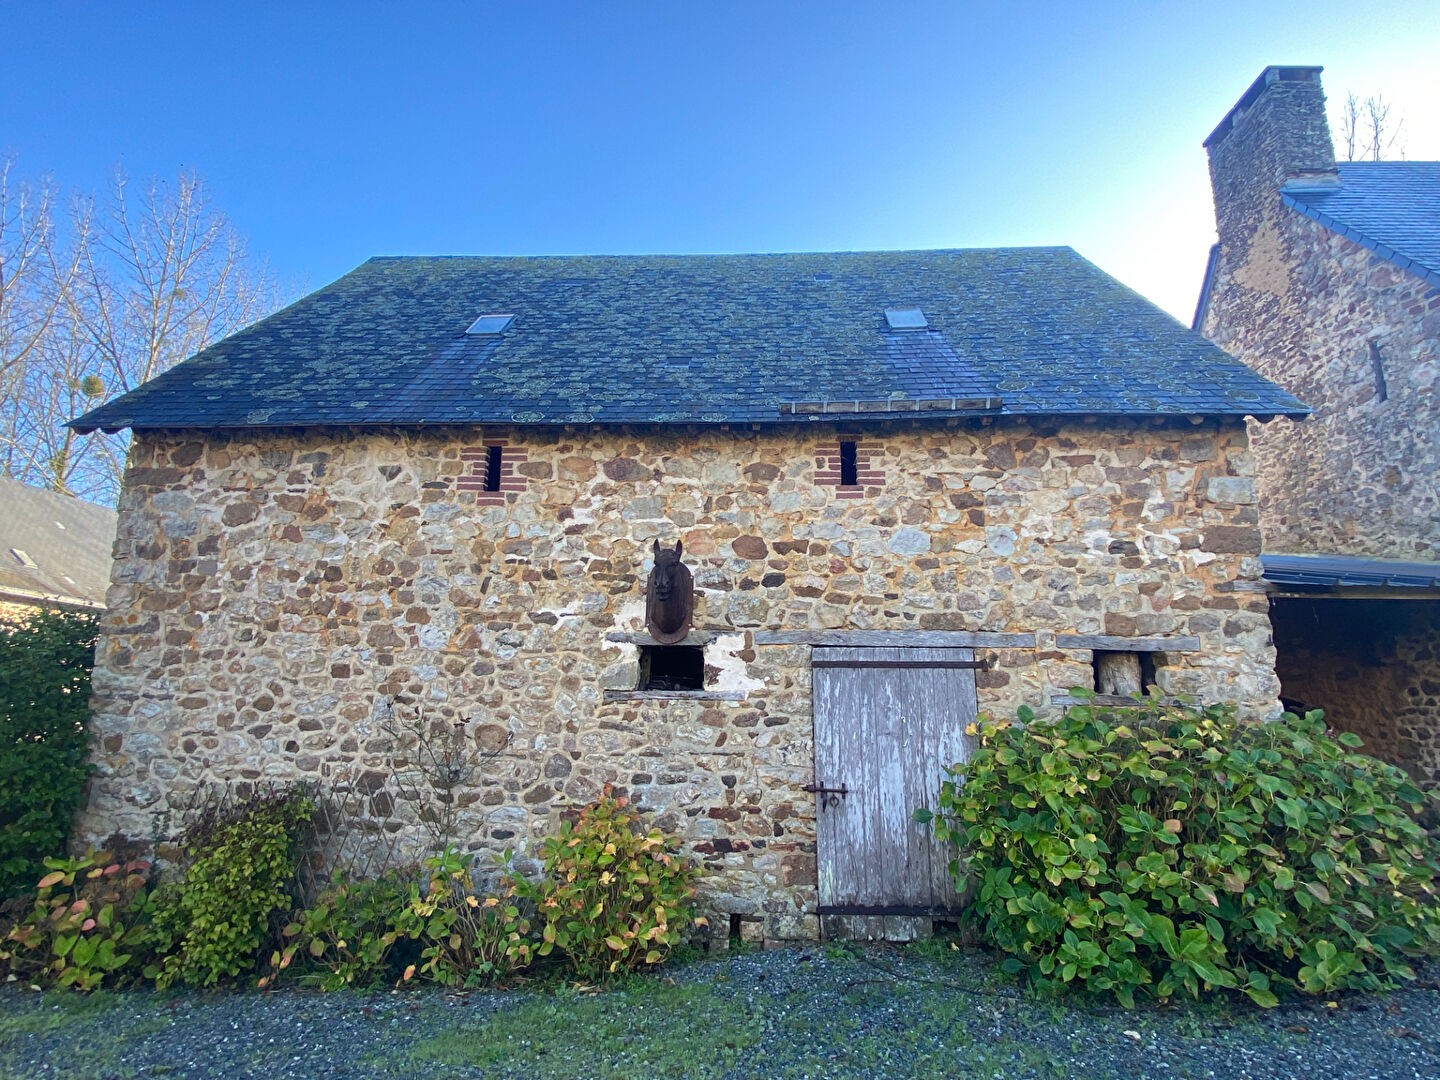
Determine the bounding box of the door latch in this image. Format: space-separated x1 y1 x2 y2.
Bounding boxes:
803 781 849 809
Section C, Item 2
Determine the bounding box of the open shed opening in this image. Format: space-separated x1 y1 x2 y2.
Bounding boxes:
1091 650 1157 696
638 645 705 692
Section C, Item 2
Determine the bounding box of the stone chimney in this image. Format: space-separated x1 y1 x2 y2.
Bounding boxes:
1204 66 1337 256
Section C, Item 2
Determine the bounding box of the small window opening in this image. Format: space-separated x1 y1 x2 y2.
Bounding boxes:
484 445 503 492
1368 341 1389 403
1091 650 1156 696
10 548 37 568
638 645 705 691
839 440 858 486
728 914 744 946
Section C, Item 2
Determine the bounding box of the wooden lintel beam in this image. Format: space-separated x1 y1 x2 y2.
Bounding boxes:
1054 634 1202 652
602 689 744 703
753 630 1037 648
603 631 720 647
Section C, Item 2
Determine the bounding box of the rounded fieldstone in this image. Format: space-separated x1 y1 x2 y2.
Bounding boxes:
602 457 650 482
732 535 768 559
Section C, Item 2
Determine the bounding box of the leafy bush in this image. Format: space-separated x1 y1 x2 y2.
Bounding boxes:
0 609 99 898
392 846 535 987
264 869 419 990
526 788 701 981
921 699 1440 1007
151 786 315 988
268 852 536 991
0 848 154 989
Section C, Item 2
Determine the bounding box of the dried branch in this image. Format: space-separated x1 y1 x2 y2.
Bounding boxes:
1336 91 1406 162
0 161 285 502
377 698 511 852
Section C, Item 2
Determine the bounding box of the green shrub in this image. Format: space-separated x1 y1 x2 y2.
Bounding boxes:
0 609 99 898
269 852 535 991
921 698 1440 1007
264 869 419 990
392 846 535 987
151 785 315 988
0 848 154 990
526 788 701 981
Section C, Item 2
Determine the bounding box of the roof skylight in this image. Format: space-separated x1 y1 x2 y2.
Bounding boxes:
466 313 516 336
884 307 928 330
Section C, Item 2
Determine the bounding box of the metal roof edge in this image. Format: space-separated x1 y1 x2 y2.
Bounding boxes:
1281 194 1440 291
1192 243 1220 332
1262 552 1440 591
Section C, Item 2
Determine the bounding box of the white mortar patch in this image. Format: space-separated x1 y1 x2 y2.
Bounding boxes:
707 633 764 694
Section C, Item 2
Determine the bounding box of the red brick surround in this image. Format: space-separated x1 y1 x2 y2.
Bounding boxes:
814 440 885 499
458 442 528 505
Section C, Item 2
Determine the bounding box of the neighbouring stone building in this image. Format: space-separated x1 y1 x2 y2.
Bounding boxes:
1196 65 1440 798
72 249 1305 940
0 476 116 623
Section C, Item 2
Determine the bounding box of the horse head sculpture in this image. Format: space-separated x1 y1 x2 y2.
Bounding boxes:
645 538 694 644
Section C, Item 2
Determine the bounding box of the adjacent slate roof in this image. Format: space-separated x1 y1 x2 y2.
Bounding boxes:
1262 552 1440 593
1283 162 1440 289
0 477 116 610
71 248 1307 433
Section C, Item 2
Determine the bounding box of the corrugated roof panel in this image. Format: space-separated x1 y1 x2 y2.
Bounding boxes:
1262 552 1440 591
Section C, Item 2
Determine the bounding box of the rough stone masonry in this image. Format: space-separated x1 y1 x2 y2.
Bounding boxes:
78 417 1278 941
1200 66 1440 794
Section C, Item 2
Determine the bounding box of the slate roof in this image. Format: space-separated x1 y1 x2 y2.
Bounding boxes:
1262 552 1440 593
1283 162 1440 289
0 477 117 610
71 248 1307 433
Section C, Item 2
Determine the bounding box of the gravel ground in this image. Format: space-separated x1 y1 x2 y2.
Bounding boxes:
1 946 1437 1080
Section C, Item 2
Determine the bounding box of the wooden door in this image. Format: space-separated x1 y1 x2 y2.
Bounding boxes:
811 646 978 940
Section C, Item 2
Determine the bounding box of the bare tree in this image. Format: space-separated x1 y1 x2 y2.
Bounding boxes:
0 159 81 483
1337 92 1406 162
0 164 282 503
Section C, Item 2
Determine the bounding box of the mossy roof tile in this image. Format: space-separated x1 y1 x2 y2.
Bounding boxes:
71 247 1307 433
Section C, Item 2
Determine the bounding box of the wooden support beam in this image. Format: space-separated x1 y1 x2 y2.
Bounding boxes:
1054 634 1201 652
602 690 745 703
753 630 1036 647
1049 693 1189 708
603 631 720 647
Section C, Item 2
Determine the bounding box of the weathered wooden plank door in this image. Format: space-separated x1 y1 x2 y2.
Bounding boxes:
812 646 978 940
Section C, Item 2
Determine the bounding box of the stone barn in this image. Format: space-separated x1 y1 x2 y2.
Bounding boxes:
72 248 1306 941
1196 66 1440 800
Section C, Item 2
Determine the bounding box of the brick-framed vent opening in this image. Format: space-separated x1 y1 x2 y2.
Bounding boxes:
458 441 528 505
815 439 885 499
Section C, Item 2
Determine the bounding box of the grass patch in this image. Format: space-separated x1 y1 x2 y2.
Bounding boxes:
0 991 171 1079
0 990 132 1036
407 978 763 1079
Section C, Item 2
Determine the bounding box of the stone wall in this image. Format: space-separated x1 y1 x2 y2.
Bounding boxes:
78 418 1278 940
1202 70 1440 561
1271 599 1440 784
1203 216 1440 560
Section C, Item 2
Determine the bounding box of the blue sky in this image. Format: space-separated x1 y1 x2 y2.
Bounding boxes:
4 2 1437 321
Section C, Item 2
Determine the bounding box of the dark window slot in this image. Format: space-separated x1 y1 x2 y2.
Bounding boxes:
485 445 503 492
1369 341 1389 403
839 440 858 486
